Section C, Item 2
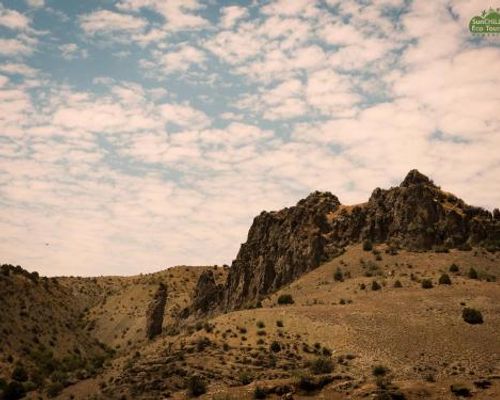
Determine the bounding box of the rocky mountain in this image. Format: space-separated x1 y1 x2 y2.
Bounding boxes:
193 170 500 312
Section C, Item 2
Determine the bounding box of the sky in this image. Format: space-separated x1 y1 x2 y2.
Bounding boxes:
0 0 499 276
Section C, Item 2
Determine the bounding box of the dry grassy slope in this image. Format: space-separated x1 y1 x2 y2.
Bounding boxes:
82 265 228 352
76 245 500 400
0 271 109 386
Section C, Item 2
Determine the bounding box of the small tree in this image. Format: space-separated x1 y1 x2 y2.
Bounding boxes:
462 308 483 324
277 294 294 305
186 375 207 397
468 267 478 279
270 341 281 353
310 357 334 374
333 267 344 282
421 279 433 289
438 274 452 285
449 263 459 273
363 240 373 251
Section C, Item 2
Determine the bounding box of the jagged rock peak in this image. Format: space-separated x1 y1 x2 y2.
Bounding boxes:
400 169 436 188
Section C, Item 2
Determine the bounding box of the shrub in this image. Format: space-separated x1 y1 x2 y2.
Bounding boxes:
462 308 483 324
468 268 478 279
238 370 253 385
277 294 294 305
270 341 281 353
371 280 381 291
372 365 389 377
363 240 373 251
276 320 284 328
3 381 25 400
421 279 433 289
393 280 402 288
439 274 452 285
333 268 343 282
254 386 267 399
186 375 207 397
46 382 64 398
310 357 334 375
256 321 265 329
11 365 28 382
449 263 459 273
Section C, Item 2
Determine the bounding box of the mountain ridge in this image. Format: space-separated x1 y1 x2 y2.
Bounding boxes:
191 169 500 314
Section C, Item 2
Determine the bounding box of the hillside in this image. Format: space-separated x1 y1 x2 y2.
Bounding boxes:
0 170 499 400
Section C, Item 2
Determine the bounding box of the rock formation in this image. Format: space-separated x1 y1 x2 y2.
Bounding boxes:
192 170 500 313
145 283 167 340
190 270 224 315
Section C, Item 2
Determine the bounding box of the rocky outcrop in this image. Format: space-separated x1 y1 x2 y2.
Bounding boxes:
191 270 224 314
223 191 343 310
146 283 167 340
193 170 500 313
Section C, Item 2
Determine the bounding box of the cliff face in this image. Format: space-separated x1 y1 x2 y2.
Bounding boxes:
193 170 500 313
145 283 167 340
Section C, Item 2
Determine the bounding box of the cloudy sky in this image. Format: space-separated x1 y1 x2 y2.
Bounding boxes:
0 0 499 276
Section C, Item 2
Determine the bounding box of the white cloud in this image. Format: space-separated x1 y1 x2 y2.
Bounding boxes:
0 38 33 56
117 0 209 31
0 5 30 30
220 6 248 29
80 10 147 36
159 102 211 129
24 0 44 8
59 43 88 60
148 45 207 75
0 63 38 77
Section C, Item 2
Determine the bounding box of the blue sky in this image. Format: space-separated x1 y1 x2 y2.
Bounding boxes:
0 0 499 276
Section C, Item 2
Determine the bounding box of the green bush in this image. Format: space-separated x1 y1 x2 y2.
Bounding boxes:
372 365 389 377
3 381 25 400
46 382 64 398
277 294 294 305
186 375 207 397
468 267 478 279
253 386 267 399
421 279 433 289
438 274 452 285
363 240 373 251
270 341 281 353
462 308 483 324
449 263 459 273
310 357 334 375
333 268 344 282
11 365 28 382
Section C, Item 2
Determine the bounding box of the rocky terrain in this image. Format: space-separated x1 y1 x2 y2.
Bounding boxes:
0 170 499 400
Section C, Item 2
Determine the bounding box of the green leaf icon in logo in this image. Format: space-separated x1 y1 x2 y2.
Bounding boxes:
469 9 500 34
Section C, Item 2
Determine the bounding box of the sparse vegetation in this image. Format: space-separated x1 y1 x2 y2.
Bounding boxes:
468 267 478 280
439 274 452 285
277 294 294 305
186 375 207 397
363 240 373 251
462 308 484 324
310 357 334 374
421 279 433 289
333 267 344 282
449 263 459 273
